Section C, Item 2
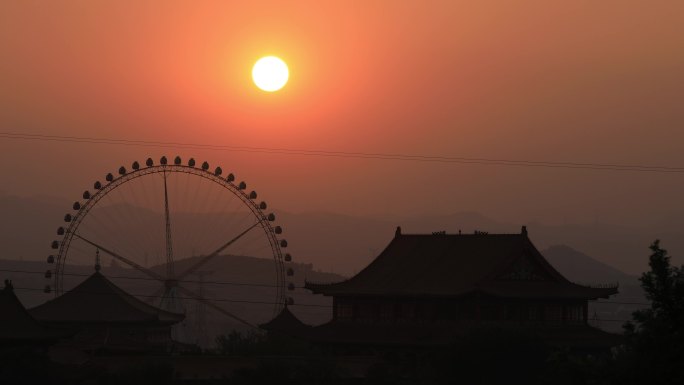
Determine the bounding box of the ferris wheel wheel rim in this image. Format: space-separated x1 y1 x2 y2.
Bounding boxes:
48 158 290 313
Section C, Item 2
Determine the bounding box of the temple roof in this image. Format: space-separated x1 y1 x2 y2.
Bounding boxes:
30 272 184 325
305 227 617 300
0 281 56 341
259 306 311 335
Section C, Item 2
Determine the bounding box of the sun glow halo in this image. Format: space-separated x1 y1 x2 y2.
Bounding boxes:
252 56 289 92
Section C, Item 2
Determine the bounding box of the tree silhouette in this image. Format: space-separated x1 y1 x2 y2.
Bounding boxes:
617 240 684 384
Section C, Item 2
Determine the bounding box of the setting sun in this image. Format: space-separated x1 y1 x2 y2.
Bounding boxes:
252 56 289 92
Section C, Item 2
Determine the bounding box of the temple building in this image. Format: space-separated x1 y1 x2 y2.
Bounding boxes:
259 305 311 337
0 280 59 347
303 226 620 349
29 262 184 353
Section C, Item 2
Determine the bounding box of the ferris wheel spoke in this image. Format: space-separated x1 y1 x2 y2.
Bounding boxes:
73 233 165 282
146 285 167 305
176 285 257 329
176 220 262 280
52 160 286 340
162 169 175 278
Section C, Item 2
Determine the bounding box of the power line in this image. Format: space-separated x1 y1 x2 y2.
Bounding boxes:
11 286 639 323
2 269 656 308
591 300 650 306
9 285 644 322
12 286 332 308
0 269 655 307
2 131 683 173
0 268 303 289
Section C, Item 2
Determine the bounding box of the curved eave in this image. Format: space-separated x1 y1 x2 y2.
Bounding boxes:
565 282 619 300
584 286 619 299
304 283 619 300
304 281 348 296
31 272 186 326
155 310 186 325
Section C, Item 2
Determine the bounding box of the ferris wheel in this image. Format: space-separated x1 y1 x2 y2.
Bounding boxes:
45 155 295 329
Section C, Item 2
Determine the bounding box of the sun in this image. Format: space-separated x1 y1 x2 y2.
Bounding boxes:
252 56 289 92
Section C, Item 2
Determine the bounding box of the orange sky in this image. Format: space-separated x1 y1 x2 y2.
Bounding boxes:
1 1 684 225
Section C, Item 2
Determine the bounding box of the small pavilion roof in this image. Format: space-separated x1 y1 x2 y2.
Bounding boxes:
30 271 184 325
0 281 56 341
259 306 311 335
305 226 617 300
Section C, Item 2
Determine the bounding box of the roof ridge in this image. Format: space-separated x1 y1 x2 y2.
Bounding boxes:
95 272 184 319
30 272 184 324
306 226 617 300
0 284 52 339
398 233 524 236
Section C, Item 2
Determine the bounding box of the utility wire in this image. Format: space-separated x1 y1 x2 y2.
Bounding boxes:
12 286 332 308
11 286 639 323
1 269 655 306
591 300 650 306
2 131 684 173
0 268 304 289
589 319 634 323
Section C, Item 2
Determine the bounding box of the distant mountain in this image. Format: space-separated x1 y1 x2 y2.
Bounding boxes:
522 221 682 278
0 253 345 347
276 210 531 275
276 210 684 276
1 233 650 336
4 191 665 338
541 245 636 286
539 245 649 333
1 193 682 277
0 194 65 262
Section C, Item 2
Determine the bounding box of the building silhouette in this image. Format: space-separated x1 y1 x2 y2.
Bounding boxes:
260 305 311 337
29 268 185 353
0 280 58 347
302 226 620 349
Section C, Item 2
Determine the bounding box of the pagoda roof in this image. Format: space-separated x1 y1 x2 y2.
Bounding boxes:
305 227 617 300
259 306 311 335
29 271 184 325
0 281 57 342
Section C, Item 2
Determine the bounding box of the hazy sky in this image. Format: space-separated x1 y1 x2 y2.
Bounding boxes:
1 1 684 226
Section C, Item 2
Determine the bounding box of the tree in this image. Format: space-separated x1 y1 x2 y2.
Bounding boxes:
616 240 684 384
